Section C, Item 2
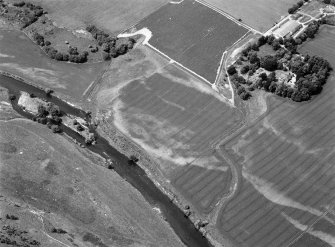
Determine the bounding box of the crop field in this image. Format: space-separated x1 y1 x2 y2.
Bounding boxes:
27 0 170 34
205 0 296 33
0 118 184 247
95 45 243 213
135 0 248 83
0 29 105 101
172 162 232 214
216 25 335 246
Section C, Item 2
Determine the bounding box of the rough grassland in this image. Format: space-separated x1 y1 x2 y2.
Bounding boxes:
27 0 170 34
216 25 335 247
0 29 105 102
94 44 243 214
135 0 248 83
205 0 296 32
0 118 184 247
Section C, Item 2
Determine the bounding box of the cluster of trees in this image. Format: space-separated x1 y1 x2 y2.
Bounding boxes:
288 0 306 14
32 102 62 133
227 68 251 100
72 119 96 145
12 1 44 28
86 24 135 61
44 45 88 63
321 15 335 26
323 0 335 5
32 32 88 63
51 228 67 234
289 55 332 101
253 71 295 98
5 214 19 220
229 26 332 102
296 21 320 44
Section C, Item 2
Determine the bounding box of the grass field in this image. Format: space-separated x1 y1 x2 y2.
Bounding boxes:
216 25 335 246
300 1 325 18
94 44 243 213
135 0 248 83
0 118 184 247
205 0 296 32
27 0 170 35
0 29 105 102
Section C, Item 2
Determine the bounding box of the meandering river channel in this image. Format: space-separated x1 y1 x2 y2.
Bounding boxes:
0 74 213 247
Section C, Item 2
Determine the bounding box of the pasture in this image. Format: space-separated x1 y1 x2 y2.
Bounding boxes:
0 118 184 247
205 0 297 32
0 29 105 101
27 0 170 35
95 45 244 213
135 0 248 83
217 25 335 246
300 0 325 18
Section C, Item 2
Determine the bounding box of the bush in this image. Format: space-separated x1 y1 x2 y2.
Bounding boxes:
32 32 44 46
45 88 53 96
68 46 78 55
76 124 84 131
237 87 245 95
102 52 111 61
240 91 251 100
55 53 64 61
51 125 61 133
227 65 237 75
257 36 268 47
9 94 16 101
249 53 260 64
240 65 250 74
116 44 128 55
13 1 25 7
260 55 278 71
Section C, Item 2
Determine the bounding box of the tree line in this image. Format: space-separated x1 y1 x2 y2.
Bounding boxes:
32 33 89 63
288 0 307 14
5 1 44 28
86 25 135 61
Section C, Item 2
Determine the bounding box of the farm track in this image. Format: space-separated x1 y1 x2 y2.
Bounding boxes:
212 25 335 247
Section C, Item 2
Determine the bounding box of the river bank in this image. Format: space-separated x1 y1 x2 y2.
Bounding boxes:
0 72 215 247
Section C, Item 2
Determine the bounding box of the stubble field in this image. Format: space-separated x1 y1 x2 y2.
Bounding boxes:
217 25 335 247
204 0 296 32
135 0 248 83
94 45 244 214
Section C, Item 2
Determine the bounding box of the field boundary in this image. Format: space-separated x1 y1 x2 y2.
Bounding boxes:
195 0 261 34
118 28 234 106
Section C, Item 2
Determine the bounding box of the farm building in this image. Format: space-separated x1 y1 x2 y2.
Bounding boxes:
273 19 302 38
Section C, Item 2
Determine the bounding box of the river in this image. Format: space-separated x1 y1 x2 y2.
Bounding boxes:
0 74 213 247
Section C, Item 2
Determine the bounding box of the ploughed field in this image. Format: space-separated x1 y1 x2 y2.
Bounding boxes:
217 25 335 247
95 46 244 213
0 29 105 100
205 0 296 33
135 0 248 83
